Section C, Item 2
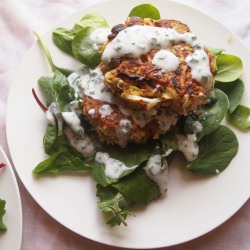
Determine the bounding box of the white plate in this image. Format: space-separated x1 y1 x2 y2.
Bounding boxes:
6 0 250 248
0 146 22 249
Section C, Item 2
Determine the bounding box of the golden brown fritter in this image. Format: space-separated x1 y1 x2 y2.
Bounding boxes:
99 17 216 116
82 96 178 147
81 17 216 146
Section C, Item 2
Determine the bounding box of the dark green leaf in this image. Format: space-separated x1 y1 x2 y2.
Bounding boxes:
215 54 243 82
0 199 7 231
92 161 111 187
160 131 178 152
52 28 77 55
187 126 238 175
52 13 108 63
100 143 152 167
52 71 77 112
215 79 244 113
43 124 58 155
96 185 134 227
72 27 101 68
33 151 93 175
227 105 250 130
43 123 86 157
196 88 229 140
128 4 160 20
92 142 157 186
38 76 55 106
113 168 161 205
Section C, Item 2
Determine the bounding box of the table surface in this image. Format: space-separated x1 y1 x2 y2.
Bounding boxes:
1 0 250 249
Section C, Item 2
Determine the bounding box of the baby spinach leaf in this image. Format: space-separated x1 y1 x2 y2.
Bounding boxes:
128 4 160 20
100 143 152 167
207 46 224 56
215 79 244 114
52 70 77 112
197 89 229 140
91 142 153 186
53 13 108 65
187 125 238 175
43 124 58 155
33 151 92 175
215 54 243 82
34 32 74 76
53 28 77 55
74 13 109 30
92 161 111 187
38 76 55 106
72 27 101 68
227 105 250 130
187 88 229 141
160 131 178 152
96 185 134 227
113 168 161 205
0 199 7 231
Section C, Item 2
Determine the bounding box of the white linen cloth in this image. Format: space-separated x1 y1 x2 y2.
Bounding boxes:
0 0 250 249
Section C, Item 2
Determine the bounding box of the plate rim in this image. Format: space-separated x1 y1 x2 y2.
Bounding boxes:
6 0 250 248
0 145 23 250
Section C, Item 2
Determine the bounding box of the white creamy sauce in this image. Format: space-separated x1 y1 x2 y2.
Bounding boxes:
118 106 152 128
45 102 59 125
61 112 84 135
152 50 179 73
64 127 96 158
115 119 132 147
177 133 199 161
69 100 81 113
45 102 64 131
102 25 213 87
144 154 168 194
67 68 114 103
185 49 212 88
117 119 132 136
156 111 179 133
90 28 110 45
88 108 95 116
95 152 138 179
102 25 204 65
192 121 203 133
45 109 56 125
67 70 173 129
99 104 113 117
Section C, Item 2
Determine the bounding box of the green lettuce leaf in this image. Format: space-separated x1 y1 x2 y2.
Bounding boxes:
0 199 7 231
96 184 134 227
187 126 238 175
128 4 160 20
215 54 243 82
215 79 244 114
33 151 93 175
227 105 250 130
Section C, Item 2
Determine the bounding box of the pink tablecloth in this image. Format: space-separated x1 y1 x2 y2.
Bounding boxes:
1 0 250 249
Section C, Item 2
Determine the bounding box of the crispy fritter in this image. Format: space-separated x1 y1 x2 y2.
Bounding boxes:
81 17 216 146
100 17 216 116
82 96 178 147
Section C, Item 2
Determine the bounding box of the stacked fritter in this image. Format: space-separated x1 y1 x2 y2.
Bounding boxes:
82 17 216 147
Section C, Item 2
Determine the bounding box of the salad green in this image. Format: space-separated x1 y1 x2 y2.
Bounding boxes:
0 199 7 232
33 4 250 227
0 163 7 231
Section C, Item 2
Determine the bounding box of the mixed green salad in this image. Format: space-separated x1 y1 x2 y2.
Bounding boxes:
0 163 7 231
32 4 250 227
